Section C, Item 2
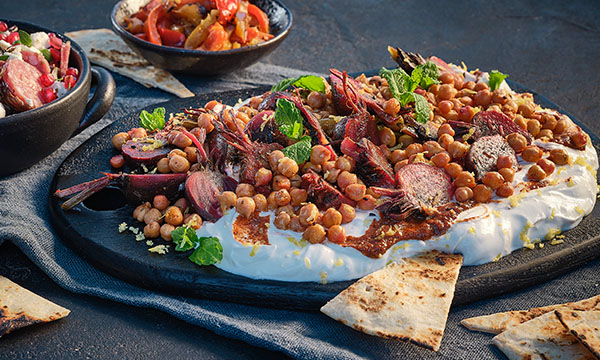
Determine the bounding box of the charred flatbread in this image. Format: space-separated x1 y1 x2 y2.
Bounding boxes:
556 310 600 359
320 251 463 351
461 294 600 334
65 29 194 98
0 276 70 337
492 311 596 360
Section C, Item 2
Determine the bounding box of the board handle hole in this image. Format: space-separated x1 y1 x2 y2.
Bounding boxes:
83 187 127 211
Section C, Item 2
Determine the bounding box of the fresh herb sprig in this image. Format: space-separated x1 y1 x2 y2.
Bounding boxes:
139 107 166 131
271 75 326 93
488 70 508 91
17 30 32 47
273 98 312 164
171 225 223 266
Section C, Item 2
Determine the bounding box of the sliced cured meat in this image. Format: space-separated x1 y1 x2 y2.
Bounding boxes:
466 134 518 180
472 111 533 144
0 59 44 112
21 50 51 74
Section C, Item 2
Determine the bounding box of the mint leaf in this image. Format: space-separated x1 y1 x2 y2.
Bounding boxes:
282 135 312 164
188 237 223 266
379 67 411 99
275 99 304 141
171 226 198 252
489 70 508 91
419 62 440 89
40 49 52 62
409 66 423 92
0 55 8 61
139 107 166 132
18 30 32 47
400 92 430 124
271 75 325 93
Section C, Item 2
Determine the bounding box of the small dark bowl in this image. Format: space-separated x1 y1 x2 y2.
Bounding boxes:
111 0 292 75
0 20 116 177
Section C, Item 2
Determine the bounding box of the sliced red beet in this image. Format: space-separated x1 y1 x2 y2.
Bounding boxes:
333 112 380 145
21 51 51 74
340 137 395 188
244 110 288 146
0 59 44 112
185 169 238 222
301 170 356 210
121 139 171 168
472 111 533 144
123 173 187 203
466 134 518 180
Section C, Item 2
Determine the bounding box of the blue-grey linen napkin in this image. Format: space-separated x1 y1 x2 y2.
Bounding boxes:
1 62 600 360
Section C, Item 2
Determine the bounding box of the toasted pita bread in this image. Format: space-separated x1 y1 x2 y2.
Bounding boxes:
0 276 70 337
461 294 600 334
556 310 600 359
492 311 596 360
320 251 463 351
65 29 194 98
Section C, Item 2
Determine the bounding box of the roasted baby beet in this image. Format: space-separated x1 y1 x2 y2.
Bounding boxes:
466 135 518 180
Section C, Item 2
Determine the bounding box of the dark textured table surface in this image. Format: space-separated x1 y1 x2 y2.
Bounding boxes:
1 0 599 359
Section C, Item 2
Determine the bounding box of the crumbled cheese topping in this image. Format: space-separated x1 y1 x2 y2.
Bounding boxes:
148 245 169 254
334 258 344 267
146 240 154 246
118 222 128 233
493 253 502 262
545 228 561 240
304 257 311 270
250 243 261 257
319 271 328 285
135 233 145 242
492 210 502 218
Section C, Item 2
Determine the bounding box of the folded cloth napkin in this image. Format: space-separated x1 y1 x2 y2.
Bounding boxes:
1 62 600 360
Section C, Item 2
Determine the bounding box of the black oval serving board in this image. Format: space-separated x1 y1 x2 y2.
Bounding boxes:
49 82 600 311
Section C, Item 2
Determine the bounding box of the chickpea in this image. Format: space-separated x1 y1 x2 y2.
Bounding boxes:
438 133 454 150
345 183 367 202
437 123 455 137
327 225 346 243
303 162 322 173
537 158 556 175
549 149 569 165
439 72 455 85
133 202 151 222
491 89 509 105
277 157 299 178
157 157 170 173
272 175 291 191
398 134 415 148
160 223 175 241
447 141 470 159
324 168 341 183
153 195 169 211
474 82 489 91
144 222 160 239
128 127 147 139
473 184 493 203
184 214 203 229
182 147 198 164
253 194 268 212
571 132 588 149
274 212 291 230
298 203 319 226
423 141 444 156
164 206 184 226
169 155 190 173
390 150 407 164
248 96 262 109
322 161 336 173
481 171 504 190
521 145 543 163
383 98 401 115
339 203 356 224
255 168 273 187
444 110 459 121
321 208 342 228
454 171 476 188
499 167 516 182
526 119 541 137
337 171 358 191
541 114 557 130
274 189 291 206
503 100 518 114
554 119 568 135
379 127 396 147
289 215 306 232
290 174 302 188
310 145 331 166
487 104 502 113
459 96 474 107
437 84 457 100
527 164 547 181
110 154 125 168
267 192 278 210
236 197 256 218
357 195 376 210
276 205 295 216
538 129 554 140
507 133 527 153
454 186 473 202
303 224 326 244
218 191 237 211
174 198 188 210
198 112 215 133
518 102 535 117
172 132 193 148
474 89 492 107
496 183 514 198
189 127 203 139
394 159 409 172
169 149 187 160
431 152 451 168
429 84 440 95
514 115 528 130
444 162 463 179
405 143 424 158
236 183 255 198
268 150 285 171
497 155 515 169
290 188 308 206
458 106 476 122
307 91 326 109
112 132 130 150
142 208 161 225
335 156 354 172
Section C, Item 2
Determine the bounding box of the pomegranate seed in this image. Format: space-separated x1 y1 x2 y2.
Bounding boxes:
48 33 63 49
414 88 426 96
0 22 7 32
65 67 79 77
50 48 61 63
39 73 55 87
41 88 57 104
63 75 77 89
6 32 19 45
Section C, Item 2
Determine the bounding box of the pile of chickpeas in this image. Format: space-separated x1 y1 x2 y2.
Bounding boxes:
132 195 203 240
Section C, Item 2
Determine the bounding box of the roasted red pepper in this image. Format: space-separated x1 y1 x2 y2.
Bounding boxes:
158 26 185 47
144 4 163 45
200 22 228 51
215 0 239 24
247 4 269 33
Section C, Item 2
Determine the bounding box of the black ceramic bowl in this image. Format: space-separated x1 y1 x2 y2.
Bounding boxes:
111 0 292 75
0 20 116 177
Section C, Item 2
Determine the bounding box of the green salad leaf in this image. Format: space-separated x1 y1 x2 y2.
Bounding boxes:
488 70 508 91
40 49 52 62
275 99 304 141
171 226 198 252
271 75 325 93
188 236 223 266
282 135 312 164
139 107 166 131
0 55 9 61
18 30 32 47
